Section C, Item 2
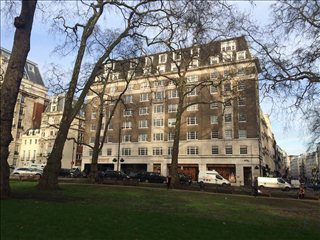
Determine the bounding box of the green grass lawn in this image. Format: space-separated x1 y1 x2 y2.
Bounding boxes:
1 181 319 240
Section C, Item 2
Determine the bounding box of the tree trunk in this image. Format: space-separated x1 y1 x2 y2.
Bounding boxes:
89 153 99 184
89 100 104 183
37 3 105 190
0 0 37 199
37 119 70 189
170 97 184 188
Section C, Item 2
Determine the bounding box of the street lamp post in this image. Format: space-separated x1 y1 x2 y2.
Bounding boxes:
117 126 122 171
113 126 125 171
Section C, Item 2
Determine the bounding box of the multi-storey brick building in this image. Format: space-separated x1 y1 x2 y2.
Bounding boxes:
82 36 275 186
0 48 48 167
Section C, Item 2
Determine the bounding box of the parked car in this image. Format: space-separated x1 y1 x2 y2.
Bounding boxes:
70 168 85 178
306 182 320 191
178 173 192 185
11 168 42 178
59 168 71 178
103 171 130 180
134 172 166 183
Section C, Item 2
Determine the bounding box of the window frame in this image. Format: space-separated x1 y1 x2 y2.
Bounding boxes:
140 93 149 102
139 120 148 129
225 145 233 154
212 146 219 154
187 116 198 125
187 146 199 155
224 129 233 139
240 145 248 154
187 131 198 140
139 107 149 115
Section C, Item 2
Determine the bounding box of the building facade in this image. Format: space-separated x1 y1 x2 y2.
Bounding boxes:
82 37 277 186
289 154 306 180
0 48 48 166
18 129 42 167
18 94 85 169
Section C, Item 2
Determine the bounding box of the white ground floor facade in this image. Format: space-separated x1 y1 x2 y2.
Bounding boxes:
81 139 262 186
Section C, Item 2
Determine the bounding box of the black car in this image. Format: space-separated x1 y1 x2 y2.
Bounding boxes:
178 173 192 185
134 172 166 183
70 168 87 178
103 171 130 180
306 182 320 191
59 168 71 177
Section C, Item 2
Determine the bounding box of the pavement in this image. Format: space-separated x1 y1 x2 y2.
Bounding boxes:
56 177 320 201
9 176 320 201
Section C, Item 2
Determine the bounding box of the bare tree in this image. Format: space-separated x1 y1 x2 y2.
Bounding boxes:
0 0 37 198
244 0 320 148
85 58 138 182
140 1 250 187
38 0 192 189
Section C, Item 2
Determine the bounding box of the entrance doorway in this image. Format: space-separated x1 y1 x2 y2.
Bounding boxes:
243 167 252 186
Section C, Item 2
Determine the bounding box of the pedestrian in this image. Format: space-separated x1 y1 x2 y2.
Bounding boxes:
298 183 305 199
166 175 172 189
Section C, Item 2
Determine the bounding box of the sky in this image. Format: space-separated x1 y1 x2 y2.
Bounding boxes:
0 1 311 155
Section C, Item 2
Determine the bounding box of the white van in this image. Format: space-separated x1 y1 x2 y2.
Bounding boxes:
257 177 292 191
290 179 301 189
198 170 230 185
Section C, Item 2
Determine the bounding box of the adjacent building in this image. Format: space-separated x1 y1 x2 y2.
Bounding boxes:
82 37 279 186
289 154 306 180
0 48 48 166
259 113 276 175
19 94 85 169
288 144 320 181
275 145 289 177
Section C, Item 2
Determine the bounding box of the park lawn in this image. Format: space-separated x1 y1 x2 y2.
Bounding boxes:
1 181 319 240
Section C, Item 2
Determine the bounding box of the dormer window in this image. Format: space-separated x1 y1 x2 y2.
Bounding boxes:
221 40 236 52
173 52 181 61
28 64 34 72
130 59 138 68
159 54 167 64
145 56 153 67
190 48 200 57
210 56 219 65
111 72 119 81
105 62 115 71
236 51 246 61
